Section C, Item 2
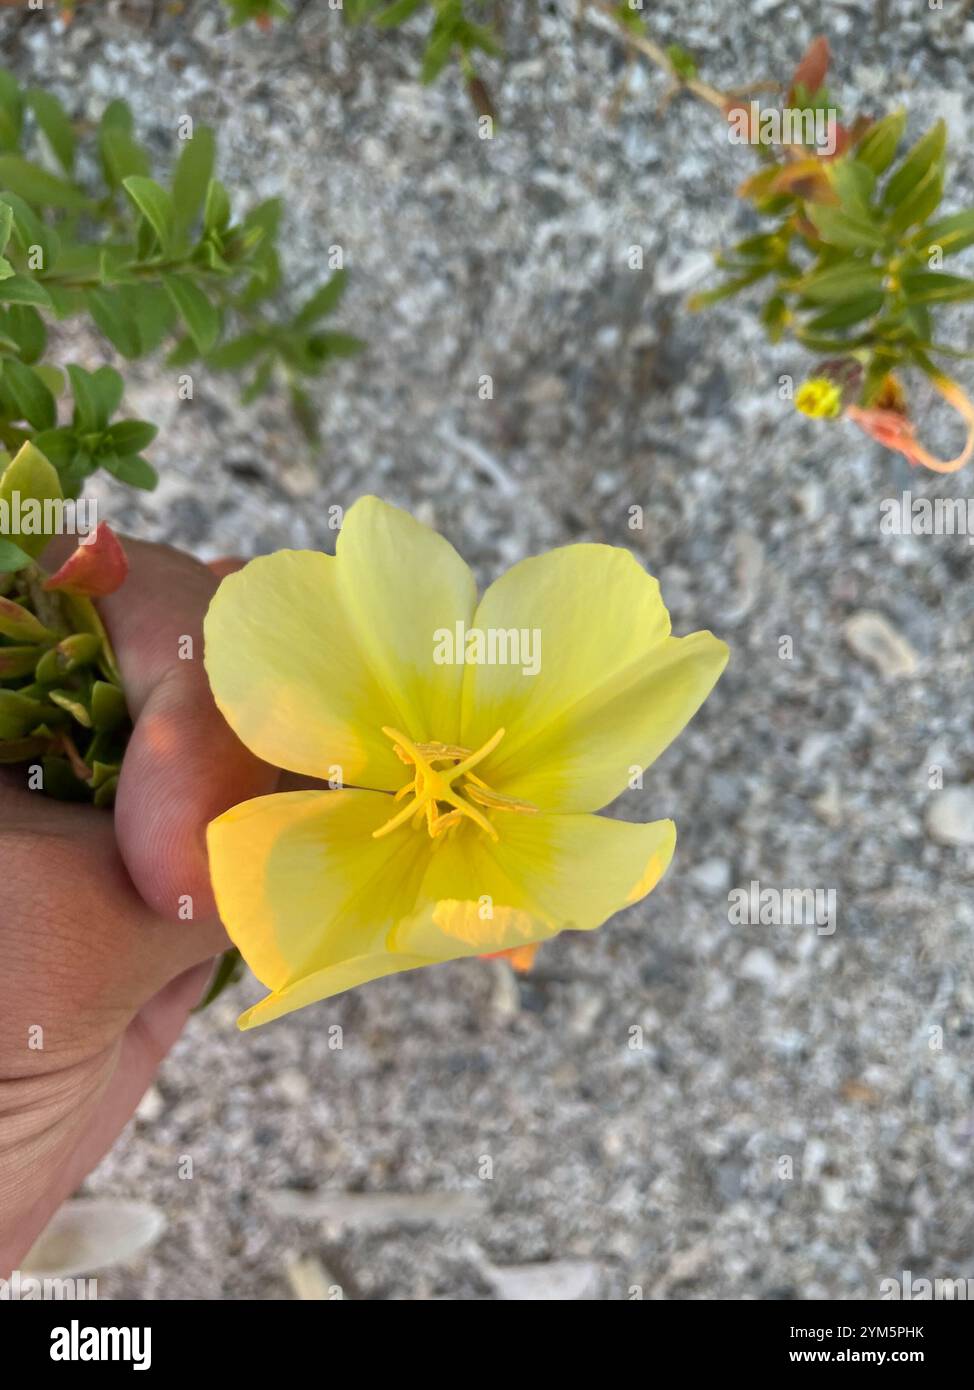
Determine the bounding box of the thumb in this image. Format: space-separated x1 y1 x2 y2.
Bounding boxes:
98 539 277 926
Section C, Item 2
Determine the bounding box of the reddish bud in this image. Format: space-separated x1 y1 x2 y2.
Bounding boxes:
43 523 129 598
789 36 830 103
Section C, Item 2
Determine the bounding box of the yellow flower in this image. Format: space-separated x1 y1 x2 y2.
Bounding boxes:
795 376 843 419
204 497 728 1029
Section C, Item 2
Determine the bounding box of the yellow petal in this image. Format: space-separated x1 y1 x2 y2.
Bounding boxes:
392 812 676 957
204 549 406 789
208 788 427 993
209 787 674 1028
459 544 727 811
335 496 477 743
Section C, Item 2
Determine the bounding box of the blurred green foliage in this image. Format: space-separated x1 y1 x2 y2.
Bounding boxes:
0 66 360 498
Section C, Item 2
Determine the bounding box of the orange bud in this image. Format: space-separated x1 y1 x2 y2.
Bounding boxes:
789 36 830 103
43 523 128 597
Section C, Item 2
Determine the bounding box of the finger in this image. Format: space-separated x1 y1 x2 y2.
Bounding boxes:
98 540 278 927
207 556 246 579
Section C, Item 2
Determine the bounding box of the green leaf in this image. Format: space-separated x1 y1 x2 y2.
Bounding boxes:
241 357 274 404
122 175 175 253
128 282 177 354
0 70 24 153
901 302 932 341
805 291 884 331
0 274 52 308
293 270 348 328
829 159 877 218
0 645 46 678
0 190 59 269
288 381 318 441
203 178 231 234
172 125 216 240
887 162 943 237
48 688 92 728
0 538 32 573
792 261 885 302
760 294 788 342
807 203 886 251
0 594 54 641
421 18 458 84
2 357 56 430
2 303 45 362
26 88 76 173
688 267 771 308
0 154 88 210
883 121 946 210
90 365 125 422
30 428 76 469
165 335 198 369
0 688 45 737
98 100 151 190
0 439 63 559
0 200 11 255
194 947 244 1012
666 43 698 80
103 454 158 490
67 364 106 432
207 331 268 369
90 679 127 732
375 0 425 23
728 232 785 264
900 270 974 304
86 286 142 359
33 364 63 397
914 208 974 258
162 273 220 352
306 330 366 359
103 419 158 454
855 110 906 175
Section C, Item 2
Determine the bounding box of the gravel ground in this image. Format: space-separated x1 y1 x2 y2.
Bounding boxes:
4 0 974 1299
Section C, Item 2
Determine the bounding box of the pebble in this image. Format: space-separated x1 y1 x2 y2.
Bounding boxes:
925 788 974 847
23 1200 166 1278
484 1260 602 1301
842 611 919 678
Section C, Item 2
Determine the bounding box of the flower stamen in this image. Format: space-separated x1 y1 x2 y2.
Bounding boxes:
373 725 537 842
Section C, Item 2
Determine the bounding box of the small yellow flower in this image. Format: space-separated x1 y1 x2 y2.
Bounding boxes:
204 497 728 1029
795 376 843 419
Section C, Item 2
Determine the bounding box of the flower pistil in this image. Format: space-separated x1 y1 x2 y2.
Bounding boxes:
373 725 537 843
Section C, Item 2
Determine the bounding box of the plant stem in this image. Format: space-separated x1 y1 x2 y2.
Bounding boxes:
583 0 778 112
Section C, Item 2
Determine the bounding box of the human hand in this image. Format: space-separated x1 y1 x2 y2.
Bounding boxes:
0 540 275 1274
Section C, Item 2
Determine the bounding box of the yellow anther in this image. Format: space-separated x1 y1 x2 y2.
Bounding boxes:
372 725 536 842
